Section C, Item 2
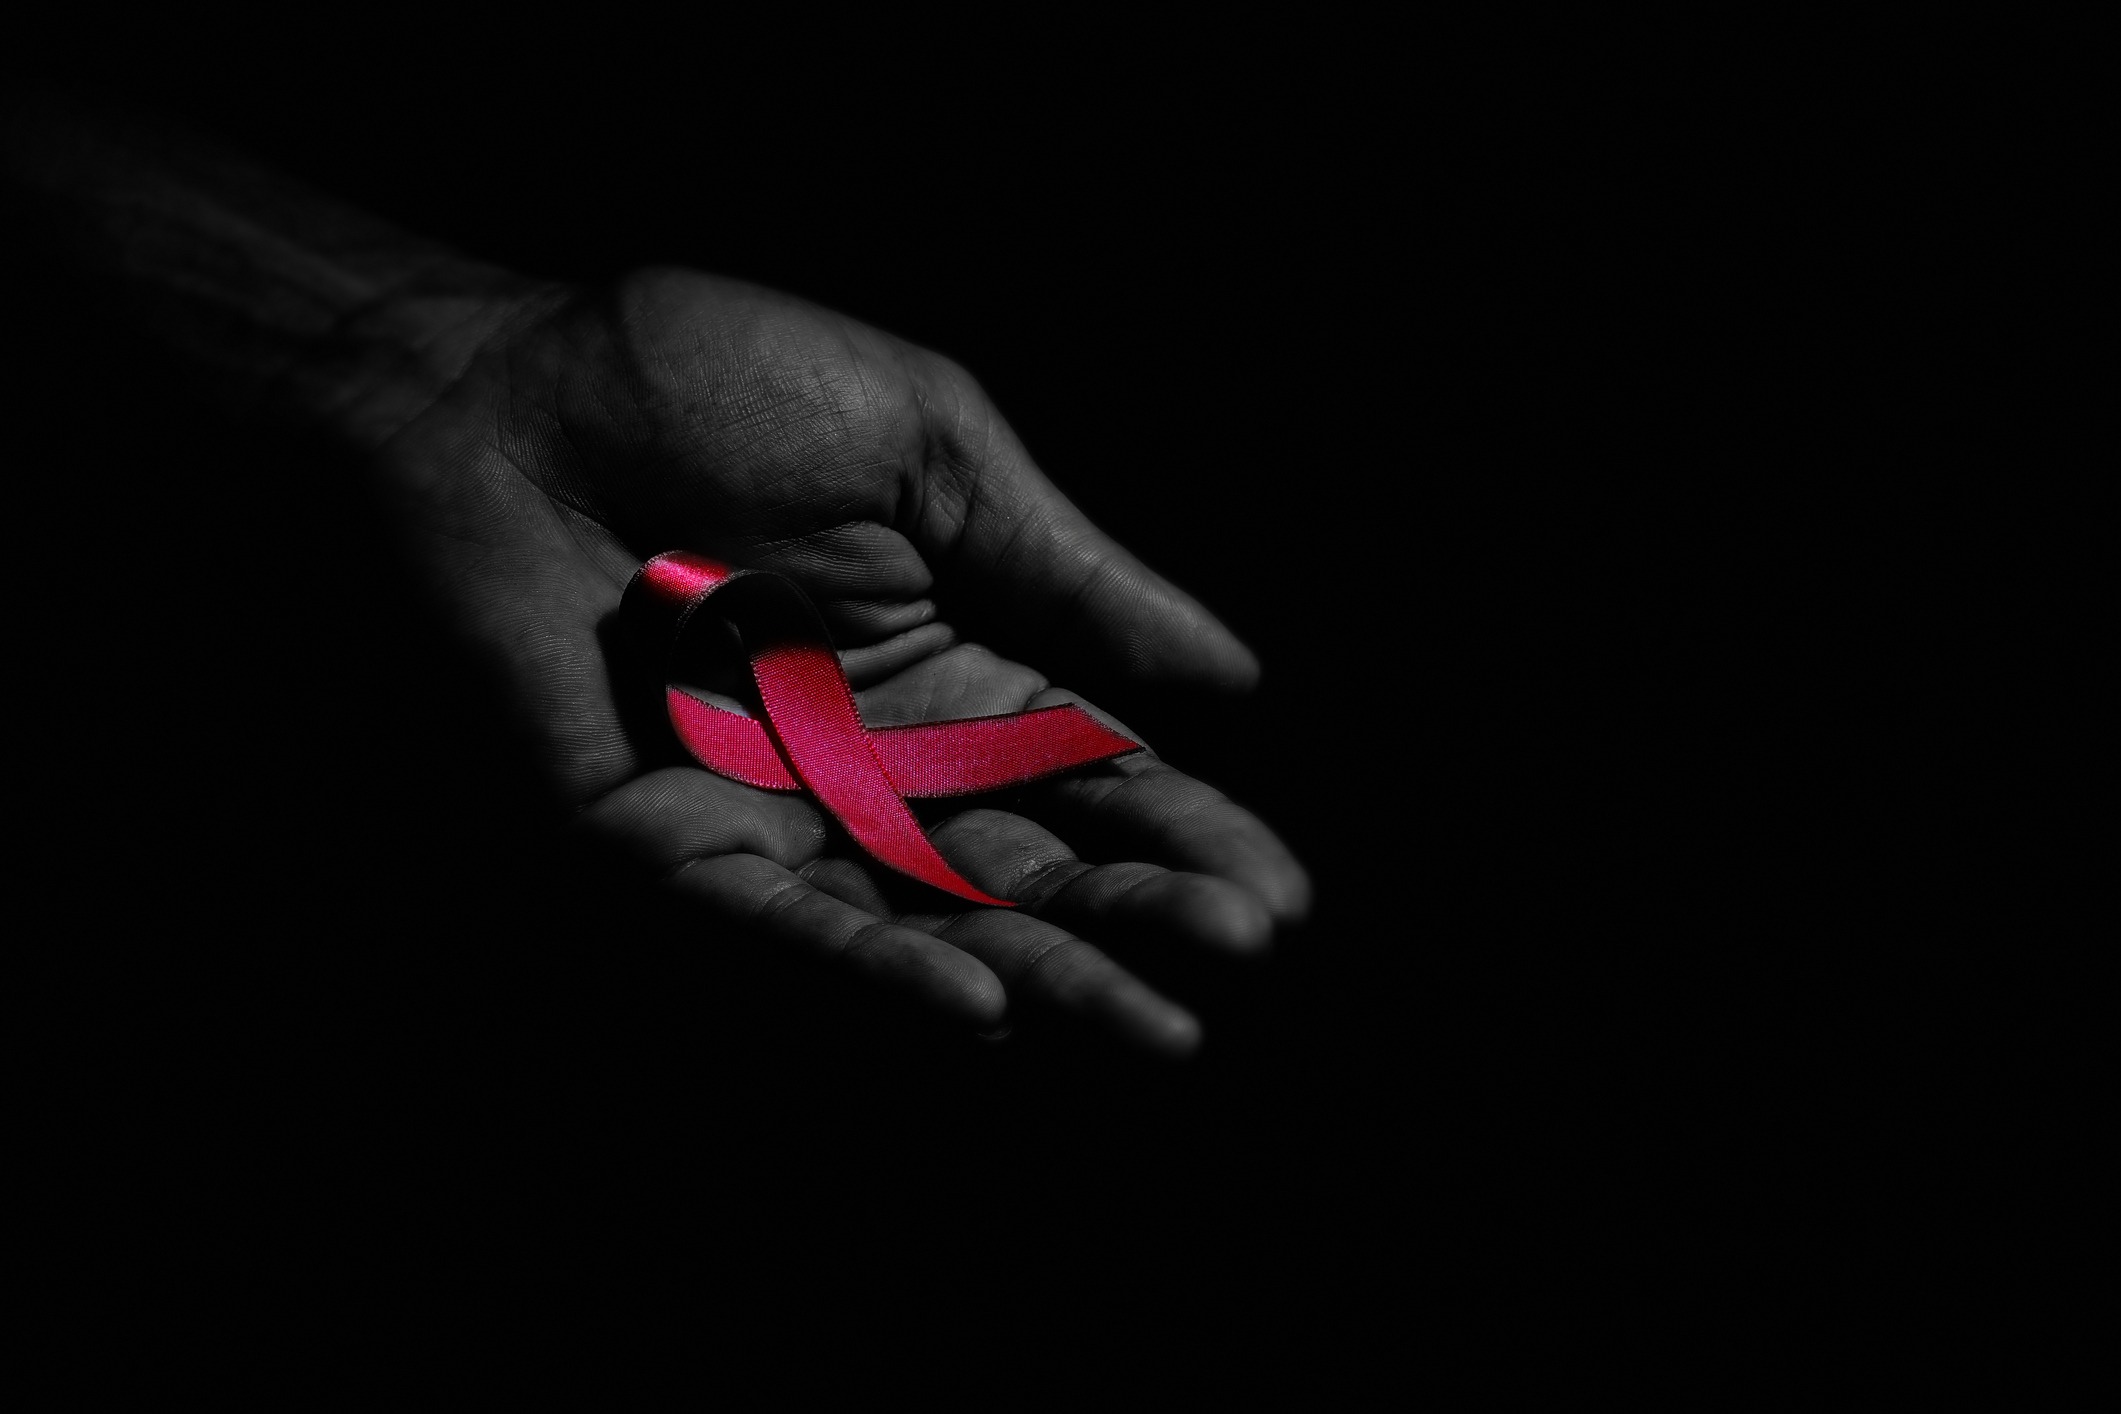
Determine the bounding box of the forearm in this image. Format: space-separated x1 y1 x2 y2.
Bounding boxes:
2 91 560 448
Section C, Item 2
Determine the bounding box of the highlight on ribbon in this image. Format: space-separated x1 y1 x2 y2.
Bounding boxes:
622 551 1144 906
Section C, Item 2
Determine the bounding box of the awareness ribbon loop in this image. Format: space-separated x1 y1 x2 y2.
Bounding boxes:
623 551 1144 906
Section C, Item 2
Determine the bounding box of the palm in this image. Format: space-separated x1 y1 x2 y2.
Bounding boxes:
372 267 1307 1054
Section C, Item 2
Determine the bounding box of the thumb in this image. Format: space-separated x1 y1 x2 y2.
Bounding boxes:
913 370 1260 694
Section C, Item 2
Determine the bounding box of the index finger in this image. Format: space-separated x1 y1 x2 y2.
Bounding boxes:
1014 690 1312 925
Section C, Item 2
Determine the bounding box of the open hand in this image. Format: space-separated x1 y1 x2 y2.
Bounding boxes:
364 267 1310 1055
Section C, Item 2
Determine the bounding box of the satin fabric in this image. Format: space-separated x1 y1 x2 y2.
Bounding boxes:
623 551 1142 905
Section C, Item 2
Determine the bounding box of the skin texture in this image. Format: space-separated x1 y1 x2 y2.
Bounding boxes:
369 270 1310 1055
7 98 1311 1055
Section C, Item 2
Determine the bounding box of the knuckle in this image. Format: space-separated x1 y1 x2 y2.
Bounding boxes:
1097 863 1170 910
1021 859 1098 911
1015 932 1076 992
752 872 813 926
930 809 1070 895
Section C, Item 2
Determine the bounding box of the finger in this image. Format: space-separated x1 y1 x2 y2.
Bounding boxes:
1033 864 1275 958
909 361 1260 694
670 853 1005 1029
797 855 899 916
575 771 1005 1024
1016 692 1312 926
1033 760 1311 925
925 809 1271 957
923 909 1202 1058
795 841 1207 1053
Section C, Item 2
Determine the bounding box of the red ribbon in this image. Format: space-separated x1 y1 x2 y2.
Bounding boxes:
623 551 1144 906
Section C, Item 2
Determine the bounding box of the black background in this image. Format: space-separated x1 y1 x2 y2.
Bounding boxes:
10 16 2100 1362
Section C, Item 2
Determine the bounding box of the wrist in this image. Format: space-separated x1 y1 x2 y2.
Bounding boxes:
282 263 575 451
3 92 578 452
